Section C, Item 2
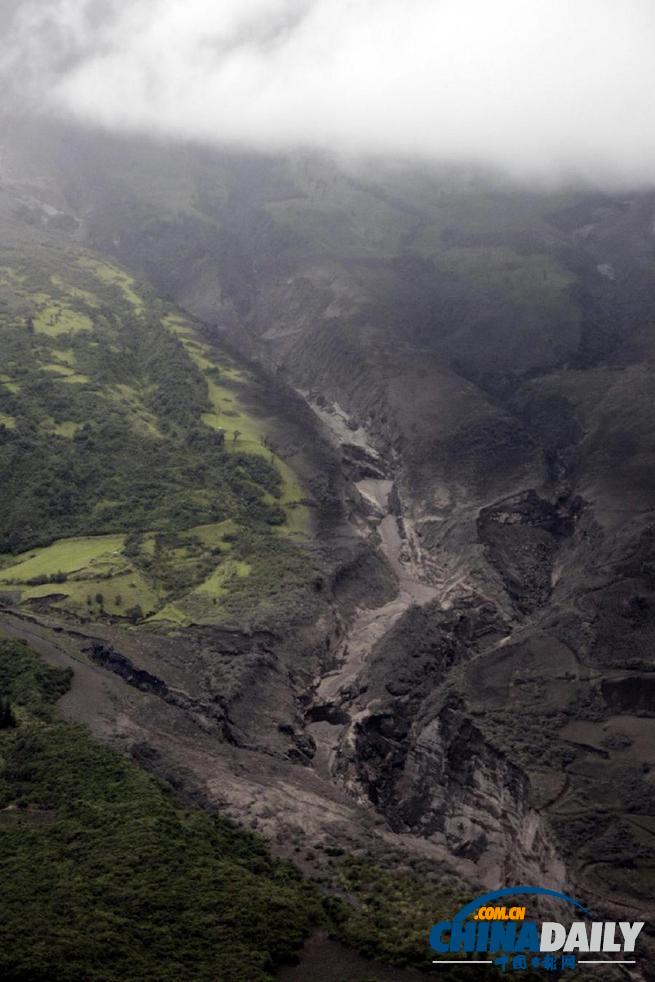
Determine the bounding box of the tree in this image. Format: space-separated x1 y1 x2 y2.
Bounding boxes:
0 696 16 729
126 604 143 624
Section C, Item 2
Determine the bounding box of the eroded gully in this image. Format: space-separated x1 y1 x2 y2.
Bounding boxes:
300 405 438 782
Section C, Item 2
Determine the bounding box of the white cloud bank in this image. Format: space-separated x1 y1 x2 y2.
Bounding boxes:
3 0 655 183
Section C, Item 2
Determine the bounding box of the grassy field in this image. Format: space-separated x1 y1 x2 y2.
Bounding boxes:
1 535 126 581
76 255 145 309
34 303 93 336
19 570 161 619
195 558 251 595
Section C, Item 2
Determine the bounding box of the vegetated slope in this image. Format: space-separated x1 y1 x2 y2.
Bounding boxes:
0 218 316 628
0 638 323 982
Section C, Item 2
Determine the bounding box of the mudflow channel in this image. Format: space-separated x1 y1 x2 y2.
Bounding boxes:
308 475 437 781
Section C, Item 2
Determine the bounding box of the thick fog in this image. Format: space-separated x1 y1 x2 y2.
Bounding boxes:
3 0 655 185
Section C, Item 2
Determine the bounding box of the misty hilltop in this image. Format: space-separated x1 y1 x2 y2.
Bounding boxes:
2 0 655 183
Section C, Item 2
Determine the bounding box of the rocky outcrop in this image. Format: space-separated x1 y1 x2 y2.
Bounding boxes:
85 641 236 741
478 490 584 612
356 697 563 886
327 596 565 888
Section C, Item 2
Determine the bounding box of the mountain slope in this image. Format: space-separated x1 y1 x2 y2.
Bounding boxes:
0 208 322 629
0 636 323 982
2 119 655 976
62 136 655 963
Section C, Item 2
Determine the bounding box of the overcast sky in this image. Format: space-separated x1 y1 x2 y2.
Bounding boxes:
3 0 655 184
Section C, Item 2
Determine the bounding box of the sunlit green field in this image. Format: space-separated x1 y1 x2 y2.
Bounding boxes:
1 535 126 581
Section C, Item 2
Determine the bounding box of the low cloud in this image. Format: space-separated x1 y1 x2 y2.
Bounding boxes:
4 0 655 184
